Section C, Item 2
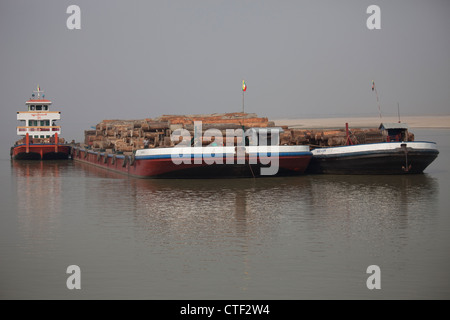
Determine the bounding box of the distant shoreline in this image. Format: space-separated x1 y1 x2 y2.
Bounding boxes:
273 115 450 129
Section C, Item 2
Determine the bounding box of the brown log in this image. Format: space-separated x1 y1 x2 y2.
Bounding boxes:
327 136 347 146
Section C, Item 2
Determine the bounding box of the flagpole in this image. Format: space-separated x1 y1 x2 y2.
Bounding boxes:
242 90 244 113
242 80 246 114
375 86 381 119
372 80 382 119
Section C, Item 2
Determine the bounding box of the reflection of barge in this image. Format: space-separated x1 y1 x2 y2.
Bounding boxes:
307 123 439 174
11 87 71 160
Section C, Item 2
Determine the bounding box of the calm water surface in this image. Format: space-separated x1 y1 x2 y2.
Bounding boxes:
1 129 449 299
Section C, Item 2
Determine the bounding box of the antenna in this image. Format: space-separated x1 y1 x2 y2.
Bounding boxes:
372 80 382 119
33 85 44 99
397 102 401 123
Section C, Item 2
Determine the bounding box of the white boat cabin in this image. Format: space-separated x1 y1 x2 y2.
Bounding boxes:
16 87 61 139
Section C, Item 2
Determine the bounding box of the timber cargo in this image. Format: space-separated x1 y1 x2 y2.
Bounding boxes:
73 113 312 178
72 112 439 176
306 123 439 174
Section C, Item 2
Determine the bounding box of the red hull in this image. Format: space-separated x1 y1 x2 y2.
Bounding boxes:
12 144 71 160
72 148 312 178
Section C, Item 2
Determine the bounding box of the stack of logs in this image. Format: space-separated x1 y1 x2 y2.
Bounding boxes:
280 127 413 147
85 113 273 152
84 113 415 152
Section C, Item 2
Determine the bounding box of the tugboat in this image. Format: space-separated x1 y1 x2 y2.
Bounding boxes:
307 122 439 174
11 86 71 160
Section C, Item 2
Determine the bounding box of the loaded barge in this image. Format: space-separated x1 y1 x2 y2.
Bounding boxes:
306 123 439 174
72 145 312 178
72 114 312 178
11 87 71 160
71 114 439 177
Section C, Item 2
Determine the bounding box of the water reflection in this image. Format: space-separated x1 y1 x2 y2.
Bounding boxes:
14 160 439 260
125 171 438 292
309 174 438 227
304 174 439 257
11 160 65 251
11 160 441 297
70 161 439 262
127 174 438 242
130 177 312 243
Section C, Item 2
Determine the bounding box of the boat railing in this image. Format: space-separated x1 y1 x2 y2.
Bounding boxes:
17 126 61 133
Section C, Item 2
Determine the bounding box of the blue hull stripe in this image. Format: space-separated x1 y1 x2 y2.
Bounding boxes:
136 152 312 160
313 149 439 159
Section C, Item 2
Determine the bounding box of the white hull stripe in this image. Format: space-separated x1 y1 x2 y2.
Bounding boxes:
312 141 438 157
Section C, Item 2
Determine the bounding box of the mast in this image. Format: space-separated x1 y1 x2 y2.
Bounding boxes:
33 85 44 99
372 80 381 119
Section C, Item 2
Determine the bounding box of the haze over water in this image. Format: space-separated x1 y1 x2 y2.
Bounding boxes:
0 129 449 299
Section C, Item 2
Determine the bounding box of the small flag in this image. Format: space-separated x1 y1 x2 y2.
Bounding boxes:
38 85 40 92
242 80 247 92
371 80 375 91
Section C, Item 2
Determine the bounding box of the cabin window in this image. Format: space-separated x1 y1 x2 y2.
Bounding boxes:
43 105 48 110
28 120 38 126
36 105 42 111
29 105 35 111
386 129 406 142
40 120 50 126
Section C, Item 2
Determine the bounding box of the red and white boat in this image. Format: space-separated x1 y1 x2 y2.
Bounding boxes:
11 86 71 160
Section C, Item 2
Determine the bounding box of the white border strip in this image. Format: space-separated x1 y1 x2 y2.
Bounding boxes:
312 141 438 156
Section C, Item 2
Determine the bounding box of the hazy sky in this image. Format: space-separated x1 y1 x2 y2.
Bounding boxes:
1 0 449 155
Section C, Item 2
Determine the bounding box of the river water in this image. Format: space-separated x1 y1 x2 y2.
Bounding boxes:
1 129 449 299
